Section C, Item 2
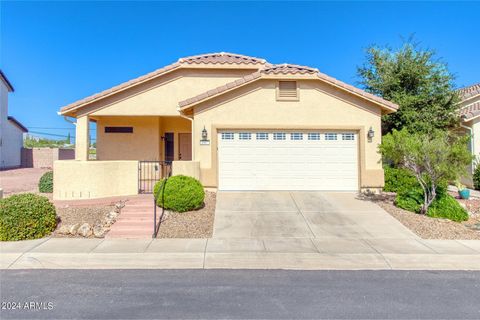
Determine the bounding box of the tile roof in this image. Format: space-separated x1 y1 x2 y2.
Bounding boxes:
0 70 14 92
458 83 480 101
179 64 399 111
60 52 267 114
459 101 480 121
178 52 267 65
7 116 28 132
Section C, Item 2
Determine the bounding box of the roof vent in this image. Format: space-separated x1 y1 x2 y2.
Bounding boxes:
277 81 298 100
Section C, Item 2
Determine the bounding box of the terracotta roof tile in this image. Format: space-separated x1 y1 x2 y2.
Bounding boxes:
178 52 266 65
459 101 480 121
263 63 318 75
458 83 480 101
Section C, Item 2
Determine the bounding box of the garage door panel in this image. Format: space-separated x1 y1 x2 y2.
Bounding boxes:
218 131 358 191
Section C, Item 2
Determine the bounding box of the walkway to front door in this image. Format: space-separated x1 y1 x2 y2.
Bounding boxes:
213 192 418 239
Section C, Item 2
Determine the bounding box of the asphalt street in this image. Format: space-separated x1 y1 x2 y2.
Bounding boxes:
1 270 479 319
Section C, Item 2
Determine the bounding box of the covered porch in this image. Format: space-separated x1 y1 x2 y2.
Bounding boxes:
54 115 200 200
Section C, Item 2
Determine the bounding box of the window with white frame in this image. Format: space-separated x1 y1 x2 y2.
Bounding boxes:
238 132 252 140
290 133 303 140
308 133 321 140
342 133 355 140
256 132 269 140
273 132 286 140
325 133 337 140
221 132 234 140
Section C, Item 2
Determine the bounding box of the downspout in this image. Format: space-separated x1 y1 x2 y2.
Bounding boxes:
177 107 194 161
460 120 475 174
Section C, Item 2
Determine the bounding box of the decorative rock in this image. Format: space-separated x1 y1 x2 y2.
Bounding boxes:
69 223 80 235
93 224 106 238
107 211 118 220
57 225 70 235
77 223 92 237
114 201 125 213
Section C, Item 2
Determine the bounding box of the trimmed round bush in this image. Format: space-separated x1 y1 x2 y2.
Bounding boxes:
473 165 480 190
0 193 57 241
154 175 205 212
384 166 417 193
38 171 53 193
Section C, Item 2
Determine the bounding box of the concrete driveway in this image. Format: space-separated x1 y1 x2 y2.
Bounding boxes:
213 192 418 239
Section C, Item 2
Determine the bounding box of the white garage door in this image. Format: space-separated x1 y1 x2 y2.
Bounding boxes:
218 131 358 191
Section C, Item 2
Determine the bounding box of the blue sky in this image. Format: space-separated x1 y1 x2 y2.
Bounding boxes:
1 1 479 141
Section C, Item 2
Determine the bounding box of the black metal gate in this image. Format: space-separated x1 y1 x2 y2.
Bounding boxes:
138 161 171 194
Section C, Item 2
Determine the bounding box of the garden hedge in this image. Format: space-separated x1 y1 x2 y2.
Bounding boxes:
473 165 480 190
384 166 417 193
38 171 53 193
154 175 205 212
0 193 57 241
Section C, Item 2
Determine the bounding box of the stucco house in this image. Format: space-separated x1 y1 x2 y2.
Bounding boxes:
458 83 480 186
55 52 398 200
0 70 28 169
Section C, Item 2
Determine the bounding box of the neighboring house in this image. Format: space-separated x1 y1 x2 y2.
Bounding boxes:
0 70 28 169
458 83 480 187
55 52 398 200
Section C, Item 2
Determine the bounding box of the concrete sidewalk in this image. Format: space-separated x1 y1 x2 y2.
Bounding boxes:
1 237 480 270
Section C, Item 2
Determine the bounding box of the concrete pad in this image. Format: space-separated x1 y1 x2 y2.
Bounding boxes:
0 253 22 269
456 240 480 253
204 252 391 270
263 238 318 253
290 192 340 213
92 239 152 253
300 211 356 226
213 212 314 238
307 223 373 239
8 253 204 269
421 240 478 254
365 239 435 254
320 193 386 213
206 239 265 252
313 239 377 254
215 192 298 213
0 238 49 253
383 254 480 270
146 239 207 253
30 238 104 253
360 225 419 239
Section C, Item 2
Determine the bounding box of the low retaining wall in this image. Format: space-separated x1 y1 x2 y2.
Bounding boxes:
22 148 75 168
53 160 138 200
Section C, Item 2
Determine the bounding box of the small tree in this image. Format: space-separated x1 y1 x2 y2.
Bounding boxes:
380 129 472 214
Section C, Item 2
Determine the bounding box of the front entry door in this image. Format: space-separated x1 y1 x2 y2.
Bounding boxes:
178 133 192 160
164 132 174 162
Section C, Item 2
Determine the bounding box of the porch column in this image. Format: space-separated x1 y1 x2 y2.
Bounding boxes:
75 115 90 161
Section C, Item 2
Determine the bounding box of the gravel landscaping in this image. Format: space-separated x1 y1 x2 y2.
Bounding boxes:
366 193 480 240
156 191 216 238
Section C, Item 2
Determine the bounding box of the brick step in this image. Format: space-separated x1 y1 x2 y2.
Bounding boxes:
112 221 154 228
105 230 152 239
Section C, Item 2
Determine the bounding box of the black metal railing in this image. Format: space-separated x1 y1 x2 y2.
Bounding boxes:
152 164 172 238
138 161 171 194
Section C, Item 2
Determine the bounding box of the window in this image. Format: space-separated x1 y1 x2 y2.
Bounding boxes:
308 133 321 140
325 133 337 140
277 81 298 100
273 132 286 140
105 126 133 133
256 132 269 140
239 132 251 140
342 133 355 140
221 132 234 140
290 133 303 140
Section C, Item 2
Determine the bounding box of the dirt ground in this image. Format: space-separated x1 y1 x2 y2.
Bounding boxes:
0 168 51 197
157 191 216 238
368 193 480 240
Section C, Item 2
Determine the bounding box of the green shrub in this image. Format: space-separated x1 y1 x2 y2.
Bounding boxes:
154 175 205 212
383 166 417 193
395 187 423 213
0 193 57 241
473 165 480 190
38 171 53 193
427 193 469 222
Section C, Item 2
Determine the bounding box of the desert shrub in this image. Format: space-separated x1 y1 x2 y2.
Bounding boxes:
473 165 480 190
38 171 53 193
383 166 417 193
0 193 57 241
395 187 423 213
427 193 469 222
154 175 205 212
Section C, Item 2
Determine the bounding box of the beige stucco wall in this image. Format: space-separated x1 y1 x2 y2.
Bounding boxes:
95 116 191 161
53 160 138 200
191 79 384 189
460 95 480 187
172 160 200 179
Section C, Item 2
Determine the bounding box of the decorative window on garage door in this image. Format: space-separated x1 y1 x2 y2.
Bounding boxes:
239 132 252 140
342 133 355 140
290 133 303 140
221 132 234 140
307 133 321 140
273 133 286 140
256 132 269 140
325 133 337 140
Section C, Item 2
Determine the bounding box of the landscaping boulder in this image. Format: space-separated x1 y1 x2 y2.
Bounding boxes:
57 225 70 235
77 223 92 237
93 224 106 238
69 223 80 235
